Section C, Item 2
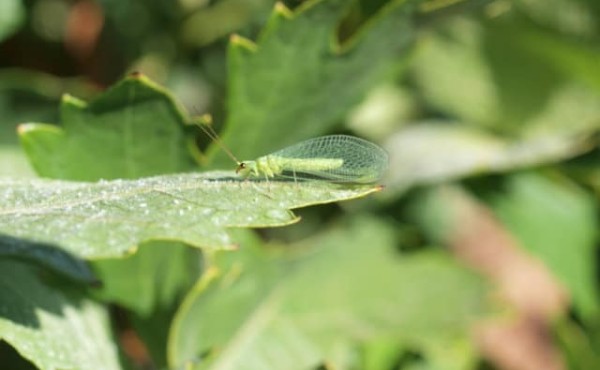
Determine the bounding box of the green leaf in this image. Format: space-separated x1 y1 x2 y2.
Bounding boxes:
411 18 501 128
113 244 201 369
361 335 477 370
505 20 600 95
13 73 205 320
168 217 488 370
555 316 600 370
0 81 50 179
362 338 403 370
14 73 203 316
0 235 95 283
492 173 600 320
92 241 200 315
384 123 594 194
0 260 122 370
211 0 418 165
0 146 35 178
0 0 24 42
482 19 600 132
18 74 196 181
180 0 275 46
0 173 381 258
410 16 600 133
512 0 597 38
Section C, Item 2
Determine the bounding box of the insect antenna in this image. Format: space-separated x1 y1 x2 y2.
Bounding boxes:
193 114 241 165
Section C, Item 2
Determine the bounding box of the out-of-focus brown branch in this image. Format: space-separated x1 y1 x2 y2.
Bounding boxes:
433 186 568 370
65 0 104 62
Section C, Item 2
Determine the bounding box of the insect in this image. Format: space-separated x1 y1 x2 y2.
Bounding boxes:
198 121 388 184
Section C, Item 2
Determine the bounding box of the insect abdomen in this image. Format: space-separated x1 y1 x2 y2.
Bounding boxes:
266 156 343 173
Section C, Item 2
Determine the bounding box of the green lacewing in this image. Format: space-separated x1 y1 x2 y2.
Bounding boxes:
199 122 388 184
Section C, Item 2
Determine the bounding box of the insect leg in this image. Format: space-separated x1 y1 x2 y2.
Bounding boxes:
264 173 272 192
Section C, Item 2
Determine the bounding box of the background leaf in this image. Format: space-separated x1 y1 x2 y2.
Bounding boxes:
383 122 594 193
0 261 121 370
410 16 600 133
0 0 25 42
18 74 196 181
210 0 418 165
168 217 488 370
92 241 200 316
0 235 95 283
492 173 599 320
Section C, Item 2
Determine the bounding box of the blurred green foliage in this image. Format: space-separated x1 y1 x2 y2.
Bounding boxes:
0 0 599 369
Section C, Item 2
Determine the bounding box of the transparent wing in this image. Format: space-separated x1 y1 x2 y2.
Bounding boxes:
266 135 388 183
